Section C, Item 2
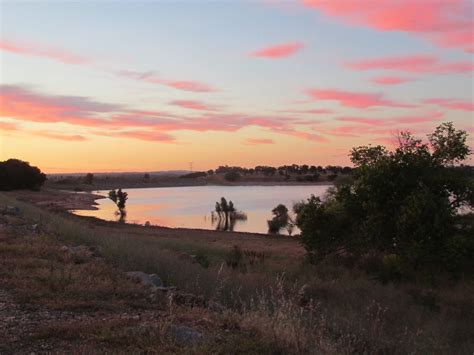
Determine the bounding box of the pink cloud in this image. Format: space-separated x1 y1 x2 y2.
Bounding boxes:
116 70 215 93
245 138 274 145
34 132 87 141
169 100 217 111
250 42 305 58
102 131 176 142
336 111 444 127
302 0 474 53
372 76 413 85
336 117 387 125
0 84 121 126
2 84 329 143
0 38 90 64
423 98 474 112
306 88 416 108
282 108 333 114
347 54 474 74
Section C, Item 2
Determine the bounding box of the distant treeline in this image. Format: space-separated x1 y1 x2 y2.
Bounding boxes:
213 164 353 176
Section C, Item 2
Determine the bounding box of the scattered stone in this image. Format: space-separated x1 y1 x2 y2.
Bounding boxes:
171 292 206 308
2 215 25 226
126 271 163 288
208 300 225 313
60 245 98 263
154 286 177 292
5 206 20 215
168 325 203 346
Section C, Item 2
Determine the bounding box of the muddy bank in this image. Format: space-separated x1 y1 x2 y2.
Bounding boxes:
3 189 104 211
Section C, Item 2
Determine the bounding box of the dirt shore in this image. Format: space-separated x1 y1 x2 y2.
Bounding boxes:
3 189 305 259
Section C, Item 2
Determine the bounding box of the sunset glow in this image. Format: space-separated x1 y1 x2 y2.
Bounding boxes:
1 0 472 173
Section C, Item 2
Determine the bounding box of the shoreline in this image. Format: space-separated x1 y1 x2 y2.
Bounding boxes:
50 181 334 193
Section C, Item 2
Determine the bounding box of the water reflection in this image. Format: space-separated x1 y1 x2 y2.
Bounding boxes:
73 185 330 234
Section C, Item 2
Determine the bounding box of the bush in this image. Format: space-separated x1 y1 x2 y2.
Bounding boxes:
0 159 46 190
224 171 241 182
180 171 207 179
295 123 473 273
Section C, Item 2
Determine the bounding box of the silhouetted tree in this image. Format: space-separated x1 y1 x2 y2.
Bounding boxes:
267 204 292 234
0 159 46 191
108 189 128 218
83 173 94 185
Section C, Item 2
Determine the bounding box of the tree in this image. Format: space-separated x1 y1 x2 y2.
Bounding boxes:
108 189 128 218
224 171 241 182
296 123 473 271
214 197 246 231
83 173 94 185
0 159 46 191
267 204 292 234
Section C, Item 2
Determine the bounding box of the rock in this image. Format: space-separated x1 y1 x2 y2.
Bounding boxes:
154 286 177 292
168 325 203 346
60 245 97 263
171 292 206 308
126 271 163 288
208 300 225 313
2 215 25 226
5 206 20 215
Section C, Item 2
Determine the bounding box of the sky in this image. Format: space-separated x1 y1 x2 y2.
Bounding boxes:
0 0 473 173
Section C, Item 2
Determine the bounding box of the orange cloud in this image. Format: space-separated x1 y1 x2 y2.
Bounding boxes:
0 38 90 64
306 88 416 108
245 138 274 145
347 54 474 74
0 122 18 131
250 42 305 58
423 98 474 112
302 0 474 53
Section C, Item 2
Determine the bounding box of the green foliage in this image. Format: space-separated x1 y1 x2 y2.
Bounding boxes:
0 159 46 191
296 123 473 272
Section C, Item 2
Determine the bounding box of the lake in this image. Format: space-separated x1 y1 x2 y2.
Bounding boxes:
73 185 332 234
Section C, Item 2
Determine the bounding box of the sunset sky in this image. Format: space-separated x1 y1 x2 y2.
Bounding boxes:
1 0 473 173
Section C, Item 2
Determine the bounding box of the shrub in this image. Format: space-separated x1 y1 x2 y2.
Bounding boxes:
296 123 473 273
224 171 241 182
83 173 94 185
267 204 291 234
180 171 207 179
0 159 46 190
108 189 128 218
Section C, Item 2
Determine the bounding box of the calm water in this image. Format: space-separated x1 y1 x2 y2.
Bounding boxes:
73 185 331 234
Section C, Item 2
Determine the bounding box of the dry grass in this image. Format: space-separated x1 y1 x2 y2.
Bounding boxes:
1 193 473 353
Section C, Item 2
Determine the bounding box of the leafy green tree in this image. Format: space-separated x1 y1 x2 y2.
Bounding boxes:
296 123 473 271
